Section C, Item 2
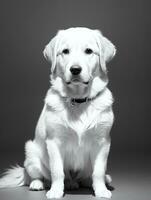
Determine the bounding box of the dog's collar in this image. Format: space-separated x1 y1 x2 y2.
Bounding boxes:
70 97 90 105
69 91 102 106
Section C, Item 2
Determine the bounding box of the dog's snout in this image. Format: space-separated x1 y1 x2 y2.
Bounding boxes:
70 66 82 75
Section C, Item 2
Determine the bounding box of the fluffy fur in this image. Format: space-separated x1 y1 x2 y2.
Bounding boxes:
0 27 116 199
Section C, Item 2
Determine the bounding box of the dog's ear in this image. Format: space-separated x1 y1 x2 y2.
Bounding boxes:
94 30 116 73
43 34 59 73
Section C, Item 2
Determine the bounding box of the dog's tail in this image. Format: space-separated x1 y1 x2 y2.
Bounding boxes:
0 165 29 188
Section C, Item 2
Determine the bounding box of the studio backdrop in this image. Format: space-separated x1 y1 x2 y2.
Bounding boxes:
0 0 150 160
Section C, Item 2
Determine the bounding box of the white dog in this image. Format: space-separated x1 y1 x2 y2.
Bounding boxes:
0 27 116 199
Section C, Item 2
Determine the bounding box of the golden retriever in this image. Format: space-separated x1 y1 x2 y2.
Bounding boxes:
0 27 116 199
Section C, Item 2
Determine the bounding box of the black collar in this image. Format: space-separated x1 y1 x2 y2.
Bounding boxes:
71 97 89 105
69 91 103 106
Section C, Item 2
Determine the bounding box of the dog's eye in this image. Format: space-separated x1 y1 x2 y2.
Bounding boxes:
62 49 70 54
85 48 93 54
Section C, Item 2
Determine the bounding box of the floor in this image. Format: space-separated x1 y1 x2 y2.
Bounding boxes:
0 152 150 200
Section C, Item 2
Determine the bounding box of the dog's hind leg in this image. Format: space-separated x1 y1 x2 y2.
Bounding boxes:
105 174 112 185
24 140 49 191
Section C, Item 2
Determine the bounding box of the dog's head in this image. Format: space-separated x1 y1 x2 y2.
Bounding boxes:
43 27 116 98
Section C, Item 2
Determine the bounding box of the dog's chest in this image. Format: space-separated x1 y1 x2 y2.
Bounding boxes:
62 103 100 138
45 90 113 171
61 107 97 171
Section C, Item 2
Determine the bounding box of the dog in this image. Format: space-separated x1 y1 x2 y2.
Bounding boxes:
0 27 116 199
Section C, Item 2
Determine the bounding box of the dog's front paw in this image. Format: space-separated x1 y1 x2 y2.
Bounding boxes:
94 187 112 198
46 180 64 199
46 188 64 199
29 179 44 191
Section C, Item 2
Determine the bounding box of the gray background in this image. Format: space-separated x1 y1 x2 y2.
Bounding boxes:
0 0 151 200
0 0 150 156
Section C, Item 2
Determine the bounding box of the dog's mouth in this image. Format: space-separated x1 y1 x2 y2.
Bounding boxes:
66 79 89 85
66 75 90 85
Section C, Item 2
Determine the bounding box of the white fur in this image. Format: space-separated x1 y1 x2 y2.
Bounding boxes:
0 165 28 188
0 27 116 199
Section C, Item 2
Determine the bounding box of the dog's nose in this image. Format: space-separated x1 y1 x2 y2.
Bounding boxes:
70 66 82 75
